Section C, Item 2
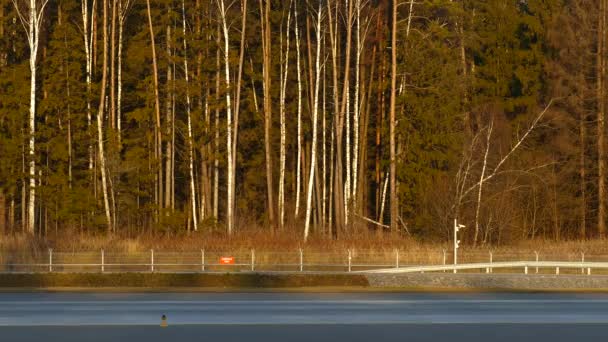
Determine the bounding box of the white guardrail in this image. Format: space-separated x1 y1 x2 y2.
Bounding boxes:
361 261 608 275
2 249 608 275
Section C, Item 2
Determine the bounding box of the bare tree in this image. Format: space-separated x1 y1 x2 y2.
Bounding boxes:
117 0 133 147
145 0 163 215
304 0 323 241
473 120 493 246
11 0 49 233
294 0 303 219
231 0 248 232
389 0 398 231
182 0 198 231
97 0 112 232
598 0 607 238
218 0 235 234
278 1 292 229
259 0 276 230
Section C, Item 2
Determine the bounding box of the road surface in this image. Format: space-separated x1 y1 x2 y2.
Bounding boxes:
1 292 608 341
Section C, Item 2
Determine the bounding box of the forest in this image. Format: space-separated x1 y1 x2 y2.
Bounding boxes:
0 0 605 247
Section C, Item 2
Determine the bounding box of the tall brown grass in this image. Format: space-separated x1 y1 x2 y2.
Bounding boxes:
1 228 607 255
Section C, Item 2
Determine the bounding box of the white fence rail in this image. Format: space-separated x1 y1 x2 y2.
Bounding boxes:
1 249 607 275
363 261 608 275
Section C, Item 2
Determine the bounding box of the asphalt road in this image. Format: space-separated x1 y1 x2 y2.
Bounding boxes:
1 292 608 341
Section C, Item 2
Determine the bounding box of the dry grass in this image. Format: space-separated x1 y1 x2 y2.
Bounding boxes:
3 230 608 273
2 229 608 255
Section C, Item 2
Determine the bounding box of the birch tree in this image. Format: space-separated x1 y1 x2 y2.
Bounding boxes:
117 0 133 147
304 0 323 241
598 0 606 238
278 2 292 229
145 0 163 215
218 0 235 234
11 0 49 233
98 0 113 232
182 0 198 231
81 0 95 170
260 0 275 229
294 0 303 219
389 0 398 231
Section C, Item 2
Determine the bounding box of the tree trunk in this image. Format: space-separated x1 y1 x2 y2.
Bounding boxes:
304 0 323 241
279 4 292 229
389 0 398 231
183 0 198 231
260 0 275 230
98 0 113 233
109 0 117 129
219 0 235 234
231 0 248 231
294 0 303 219
145 0 163 216
598 0 607 238
165 24 173 211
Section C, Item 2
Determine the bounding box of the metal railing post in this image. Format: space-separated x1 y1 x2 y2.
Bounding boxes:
442 249 446 273
395 249 399 268
251 249 255 271
556 267 559 275
489 251 493 274
151 249 154 273
535 251 539 274
348 249 352 272
48 248 53 273
524 265 528 275
587 267 592 276
299 248 303 272
101 249 105 273
201 249 205 272
581 252 585 275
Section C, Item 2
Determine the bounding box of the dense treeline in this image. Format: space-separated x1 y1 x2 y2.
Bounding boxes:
0 0 605 245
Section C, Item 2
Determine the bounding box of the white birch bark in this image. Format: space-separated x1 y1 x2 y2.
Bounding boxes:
98 0 113 232
279 3 292 229
352 0 362 210
379 171 389 225
81 0 95 171
218 0 234 234
117 0 131 148
474 120 493 246
304 0 323 241
322 47 327 230
183 0 198 231
294 0 303 219
12 0 49 233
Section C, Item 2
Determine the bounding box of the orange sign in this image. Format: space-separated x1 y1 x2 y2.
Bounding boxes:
220 257 235 265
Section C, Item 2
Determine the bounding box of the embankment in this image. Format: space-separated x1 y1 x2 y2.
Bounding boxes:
1 272 608 291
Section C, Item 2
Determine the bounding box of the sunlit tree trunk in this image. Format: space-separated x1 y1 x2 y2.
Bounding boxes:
294 0 303 219
327 0 345 234
97 0 113 232
231 0 248 231
218 0 234 234
145 0 163 216
12 0 49 233
344 0 353 227
279 3 292 229
165 24 173 212
109 0 117 129
304 0 323 241
389 0 398 231
259 0 275 230
598 0 607 238
81 0 95 171
182 0 198 231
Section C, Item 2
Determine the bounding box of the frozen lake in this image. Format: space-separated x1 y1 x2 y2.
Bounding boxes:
1 292 608 341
